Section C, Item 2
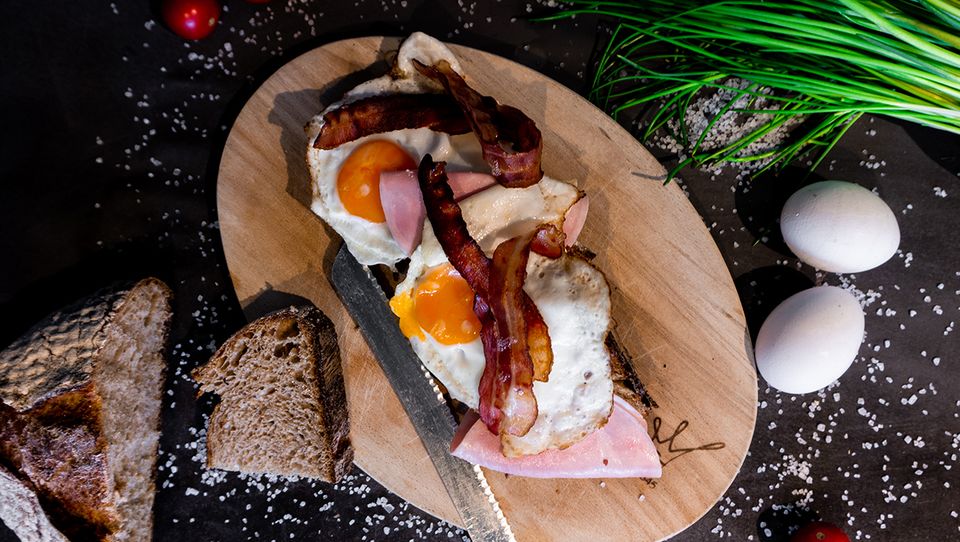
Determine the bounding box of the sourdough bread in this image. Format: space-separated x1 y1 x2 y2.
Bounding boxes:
0 464 67 542
192 306 353 483
0 278 172 541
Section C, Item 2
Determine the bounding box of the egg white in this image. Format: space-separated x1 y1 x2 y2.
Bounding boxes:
501 253 613 457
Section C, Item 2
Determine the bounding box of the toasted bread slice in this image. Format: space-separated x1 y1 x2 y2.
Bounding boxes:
192 306 353 483
0 278 172 541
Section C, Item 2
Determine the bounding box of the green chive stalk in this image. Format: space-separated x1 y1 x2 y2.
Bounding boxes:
540 0 960 179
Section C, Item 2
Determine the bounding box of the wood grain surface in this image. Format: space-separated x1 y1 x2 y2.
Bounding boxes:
216 36 757 541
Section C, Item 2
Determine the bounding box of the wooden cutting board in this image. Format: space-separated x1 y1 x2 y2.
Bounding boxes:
216 36 757 541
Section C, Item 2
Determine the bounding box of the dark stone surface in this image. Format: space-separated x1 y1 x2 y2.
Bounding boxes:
1 1 957 541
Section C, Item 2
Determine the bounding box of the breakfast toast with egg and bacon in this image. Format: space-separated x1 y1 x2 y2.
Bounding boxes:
305 33 661 478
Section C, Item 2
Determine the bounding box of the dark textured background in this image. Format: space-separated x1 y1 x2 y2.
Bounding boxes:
1 1 958 540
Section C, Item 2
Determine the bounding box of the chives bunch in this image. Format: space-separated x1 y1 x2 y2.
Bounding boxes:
541 0 960 179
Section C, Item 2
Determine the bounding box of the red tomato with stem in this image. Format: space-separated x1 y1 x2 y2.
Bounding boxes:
162 0 220 41
790 521 850 542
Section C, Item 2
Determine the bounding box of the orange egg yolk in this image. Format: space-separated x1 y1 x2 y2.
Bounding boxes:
390 264 482 345
337 140 417 223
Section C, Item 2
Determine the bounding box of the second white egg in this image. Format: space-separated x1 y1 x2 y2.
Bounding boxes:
755 285 864 394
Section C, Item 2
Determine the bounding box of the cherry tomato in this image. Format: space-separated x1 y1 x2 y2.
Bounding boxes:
790 521 850 542
162 0 220 41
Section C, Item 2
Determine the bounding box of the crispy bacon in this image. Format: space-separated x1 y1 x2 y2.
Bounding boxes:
478 295 551 433
489 233 540 436
418 155 556 435
312 93 470 150
412 59 544 188
524 298 553 382
474 296 502 432
531 223 565 259
417 156 491 296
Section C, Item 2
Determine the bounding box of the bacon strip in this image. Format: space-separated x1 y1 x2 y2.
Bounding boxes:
418 155 555 435
523 298 552 382
531 223 565 259
412 59 544 188
417 156 491 295
474 296 502 432
489 233 540 436
313 93 470 150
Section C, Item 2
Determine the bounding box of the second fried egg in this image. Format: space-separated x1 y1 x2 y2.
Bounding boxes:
389 179 613 457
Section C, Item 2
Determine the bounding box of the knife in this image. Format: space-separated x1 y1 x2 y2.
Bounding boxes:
331 245 516 542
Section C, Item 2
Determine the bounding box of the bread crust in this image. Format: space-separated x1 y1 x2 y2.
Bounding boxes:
301 308 353 482
606 332 657 414
0 288 126 413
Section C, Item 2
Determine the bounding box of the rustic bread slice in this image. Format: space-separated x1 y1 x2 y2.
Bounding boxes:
192 306 353 483
0 278 172 541
0 464 68 542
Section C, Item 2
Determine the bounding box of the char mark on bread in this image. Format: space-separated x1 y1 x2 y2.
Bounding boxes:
606 333 657 414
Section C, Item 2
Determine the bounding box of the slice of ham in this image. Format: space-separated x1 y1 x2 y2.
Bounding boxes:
450 395 662 479
447 171 496 200
379 171 496 256
379 170 425 256
562 195 589 248
380 171 585 256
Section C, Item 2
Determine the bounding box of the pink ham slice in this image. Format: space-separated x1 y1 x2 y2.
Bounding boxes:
450 395 662 479
380 170 586 256
562 195 589 247
380 170 426 255
447 171 497 200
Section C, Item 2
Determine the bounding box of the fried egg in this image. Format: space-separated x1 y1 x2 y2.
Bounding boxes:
306 33 482 267
389 180 614 457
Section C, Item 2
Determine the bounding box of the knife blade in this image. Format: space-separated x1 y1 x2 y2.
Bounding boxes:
331 245 516 542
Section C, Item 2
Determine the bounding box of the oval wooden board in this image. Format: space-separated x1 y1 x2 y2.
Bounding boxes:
216 36 757 541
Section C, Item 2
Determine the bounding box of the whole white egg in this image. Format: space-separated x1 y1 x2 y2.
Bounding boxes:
755 285 864 394
780 181 900 273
